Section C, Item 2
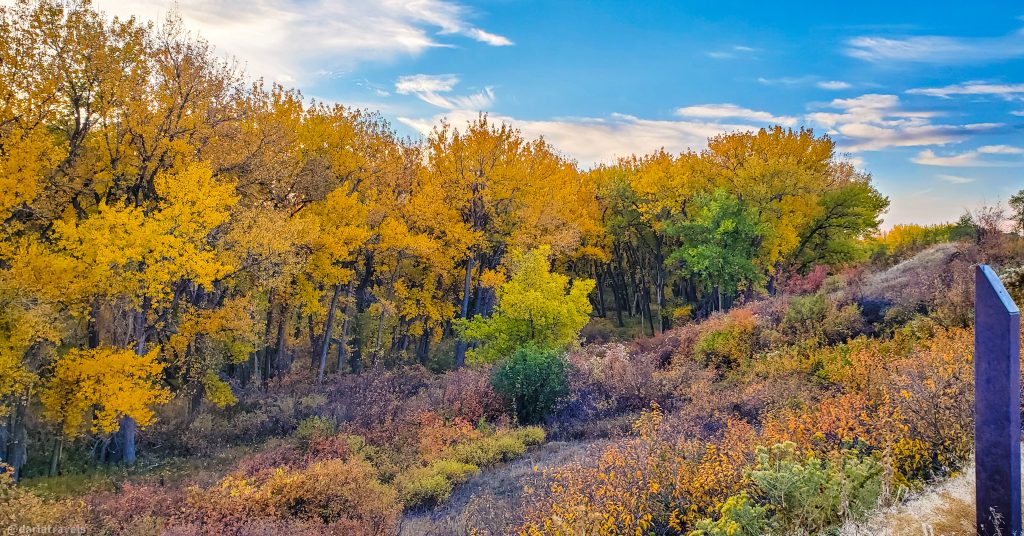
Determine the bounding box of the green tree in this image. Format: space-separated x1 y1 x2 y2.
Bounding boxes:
1009 189 1024 234
457 246 594 364
666 189 762 311
790 180 889 272
491 346 569 424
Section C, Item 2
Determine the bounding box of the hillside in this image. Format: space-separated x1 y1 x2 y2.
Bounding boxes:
3 238 1015 535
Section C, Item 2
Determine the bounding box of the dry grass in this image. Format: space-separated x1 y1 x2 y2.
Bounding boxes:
398 440 602 536
843 457 1024 536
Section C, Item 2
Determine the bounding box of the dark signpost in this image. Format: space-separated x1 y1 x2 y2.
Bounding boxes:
975 264 1021 536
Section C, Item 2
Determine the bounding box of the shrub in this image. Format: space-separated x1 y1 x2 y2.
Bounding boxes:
515 426 545 446
748 442 882 533
0 464 85 527
394 459 479 509
822 302 865 344
692 310 758 369
195 457 401 533
293 416 337 444
567 344 660 414
781 293 829 339
448 432 525 466
491 346 569 424
440 367 505 423
689 493 768 536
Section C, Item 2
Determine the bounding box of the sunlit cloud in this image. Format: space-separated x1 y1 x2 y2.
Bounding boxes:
912 146 1024 167
846 26 1024 64
937 174 976 184
708 45 758 60
675 104 797 126
399 111 758 166
907 81 1024 100
87 0 512 84
817 80 852 90
806 94 1001 151
395 74 494 110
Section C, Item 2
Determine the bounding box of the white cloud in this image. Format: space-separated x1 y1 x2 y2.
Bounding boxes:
907 81 1024 100
978 144 1024 155
396 74 458 93
845 27 1024 64
463 27 513 46
395 74 494 110
399 111 758 167
913 149 986 167
757 76 814 86
1012 110 1024 116
912 146 1024 167
937 174 976 184
805 93 1000 151
817 80 852 90
87 0 512 84
708 45 758 60
675 104 797 126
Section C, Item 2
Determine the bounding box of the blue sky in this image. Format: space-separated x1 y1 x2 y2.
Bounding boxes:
93 0 1024 226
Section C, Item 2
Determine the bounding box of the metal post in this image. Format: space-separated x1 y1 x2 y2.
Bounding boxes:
975 264 1021 536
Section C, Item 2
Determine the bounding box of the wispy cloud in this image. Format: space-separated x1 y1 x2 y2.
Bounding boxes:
806 93 1001 151
708 45 758 60
89 0 512 84
395 74 494 110
912 145 1024 166
757 75 815 86
907 81 1024 101
845 26 1024 64
817 80 852 90
399 111 758 166
675 103 797 126
979 144 1024 155
937 174 976 184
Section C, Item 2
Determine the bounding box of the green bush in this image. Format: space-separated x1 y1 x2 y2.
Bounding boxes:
446 427 545 467
689 493 768 536
822 302 865 344
491 346 569 424
781 293 829 339
692 442 882 535
692 314 757 369
515 426 545 446
449 432 523 466
293 415 336 444
752 442 882 532
396 427 544 510
394 459 479 509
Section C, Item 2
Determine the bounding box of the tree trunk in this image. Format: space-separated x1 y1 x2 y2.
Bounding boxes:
336 279 355 372
5 401 26 480
270 303 288 381
121 416 137 464
593 261 607 318
254 292 275 387
654 237 669 333
318 284 342 383
49 436 64 477
121 298 149 465
453 255 475 369
0 420 7 464
417 327 433 365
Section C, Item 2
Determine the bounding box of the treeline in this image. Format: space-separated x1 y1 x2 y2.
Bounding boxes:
0 0 887 476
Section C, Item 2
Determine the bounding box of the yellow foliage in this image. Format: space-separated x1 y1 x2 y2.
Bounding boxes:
41 346 171 436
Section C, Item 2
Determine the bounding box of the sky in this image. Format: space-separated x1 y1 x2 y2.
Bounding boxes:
86 0 1024 226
